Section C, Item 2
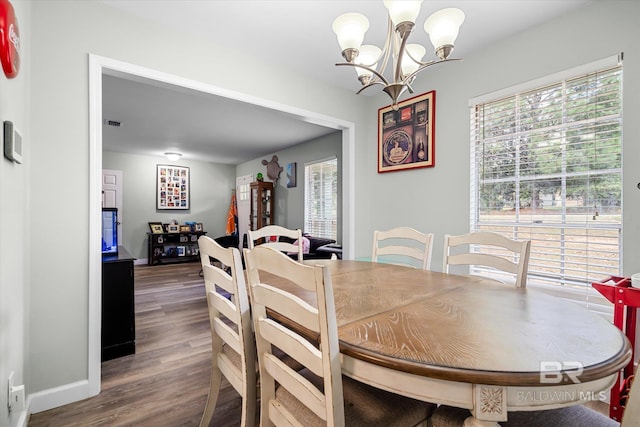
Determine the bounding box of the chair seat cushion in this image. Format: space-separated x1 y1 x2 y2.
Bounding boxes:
275 368 434 427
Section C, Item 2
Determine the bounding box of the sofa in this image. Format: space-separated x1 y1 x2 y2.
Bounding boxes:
302 235 341 260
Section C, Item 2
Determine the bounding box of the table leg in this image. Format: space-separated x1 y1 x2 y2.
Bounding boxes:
470 384 507 424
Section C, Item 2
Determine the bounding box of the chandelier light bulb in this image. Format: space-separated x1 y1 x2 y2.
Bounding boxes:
383 0 423 27
401 44 426 76
424 8 465 59
332 13 369 52
354 45 382 79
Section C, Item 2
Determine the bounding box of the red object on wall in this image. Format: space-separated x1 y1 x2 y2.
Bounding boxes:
0 0 20 78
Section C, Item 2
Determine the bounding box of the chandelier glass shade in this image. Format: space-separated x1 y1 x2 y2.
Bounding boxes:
332 0 465 107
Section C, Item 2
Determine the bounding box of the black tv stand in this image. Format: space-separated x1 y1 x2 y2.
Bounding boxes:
102 246 135 361
147 231 207 265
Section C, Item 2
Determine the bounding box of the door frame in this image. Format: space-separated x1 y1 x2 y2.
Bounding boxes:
88 54 356 396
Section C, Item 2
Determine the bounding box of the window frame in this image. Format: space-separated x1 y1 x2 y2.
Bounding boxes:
469 55 623 317
304 157 338 240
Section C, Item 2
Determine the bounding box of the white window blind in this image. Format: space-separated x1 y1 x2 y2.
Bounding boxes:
304 158 338 240
470 62 622 316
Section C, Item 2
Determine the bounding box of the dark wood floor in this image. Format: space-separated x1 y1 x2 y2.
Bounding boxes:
29 262 244 427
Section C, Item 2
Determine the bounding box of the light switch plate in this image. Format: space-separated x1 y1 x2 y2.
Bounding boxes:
4 120 23 163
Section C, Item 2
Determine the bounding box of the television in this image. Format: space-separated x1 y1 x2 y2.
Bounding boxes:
102 208 118 255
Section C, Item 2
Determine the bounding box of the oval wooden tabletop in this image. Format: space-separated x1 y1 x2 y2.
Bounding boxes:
300 260 632 387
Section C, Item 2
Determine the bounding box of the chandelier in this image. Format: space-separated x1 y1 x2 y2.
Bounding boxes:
332 1 465 108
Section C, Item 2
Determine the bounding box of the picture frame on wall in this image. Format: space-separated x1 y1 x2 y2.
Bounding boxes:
378 91 436 173
286 162 297 188
148 222 164 234
157 164 190 210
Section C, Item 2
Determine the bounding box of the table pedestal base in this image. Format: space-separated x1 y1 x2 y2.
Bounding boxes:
463 418 499 427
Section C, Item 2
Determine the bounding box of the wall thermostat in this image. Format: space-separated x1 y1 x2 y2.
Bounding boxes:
4 120 23 163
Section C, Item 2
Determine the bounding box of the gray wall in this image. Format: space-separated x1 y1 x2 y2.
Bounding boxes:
237 131 343 243
3 0 637 422
0 2 30 426
103 152 237 261
356 1 640 272
27 0 366 406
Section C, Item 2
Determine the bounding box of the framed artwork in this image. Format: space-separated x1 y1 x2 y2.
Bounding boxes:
176 246 186 256
167 224 179 233
378 91 436 173
286 162 297 188
157 165 190 210
195 223 204 232
148 222 164 234
179 225 191 233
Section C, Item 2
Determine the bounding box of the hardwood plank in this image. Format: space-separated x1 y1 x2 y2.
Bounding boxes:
28 262 248 427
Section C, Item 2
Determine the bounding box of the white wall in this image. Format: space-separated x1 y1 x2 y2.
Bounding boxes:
21 0 640 416
0 1 30 426
102 152 237 260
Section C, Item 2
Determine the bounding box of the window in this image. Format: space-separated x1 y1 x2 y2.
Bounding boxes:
305 158 338 240
470 58 622 300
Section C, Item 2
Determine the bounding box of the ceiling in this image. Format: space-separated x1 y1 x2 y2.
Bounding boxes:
101 0 591 164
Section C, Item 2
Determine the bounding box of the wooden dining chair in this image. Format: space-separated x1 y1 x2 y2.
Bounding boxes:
442 231 531 288
247 224 304 262
244 245 435 427
198 236 256 427
371 226 434 270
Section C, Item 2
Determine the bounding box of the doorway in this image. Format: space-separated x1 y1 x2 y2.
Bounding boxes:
236 174 253 249
102 169 123 246
89 54 355 396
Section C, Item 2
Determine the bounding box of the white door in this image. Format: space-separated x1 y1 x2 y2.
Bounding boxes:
102 169 123 246
236 174 253 249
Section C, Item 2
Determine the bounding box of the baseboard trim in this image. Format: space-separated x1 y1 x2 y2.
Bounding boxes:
9 405 29 427
28 380 95 414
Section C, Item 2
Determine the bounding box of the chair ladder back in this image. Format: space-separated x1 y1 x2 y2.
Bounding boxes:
198 236 256 427
372 227 434 270
443 232 531 288
244 246 345 426
247 225 304 262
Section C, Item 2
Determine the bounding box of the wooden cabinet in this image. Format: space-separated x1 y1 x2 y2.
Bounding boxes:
250 181 274 230
147 231 207 265
102 247 135 361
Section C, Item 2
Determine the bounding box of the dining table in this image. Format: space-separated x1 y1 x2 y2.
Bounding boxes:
266 259 632 426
